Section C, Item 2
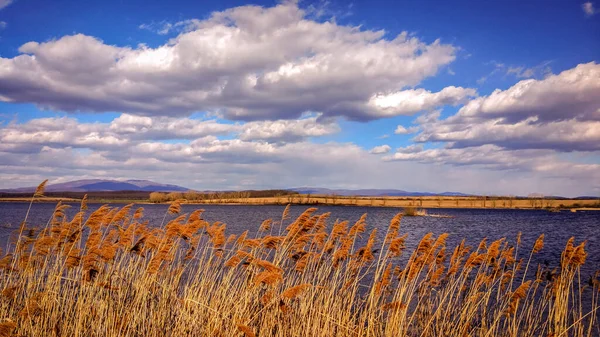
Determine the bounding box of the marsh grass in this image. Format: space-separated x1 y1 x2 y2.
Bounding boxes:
402 207 426 217
0 181 598 336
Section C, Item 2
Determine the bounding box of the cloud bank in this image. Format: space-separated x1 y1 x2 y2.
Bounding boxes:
0 2 463 121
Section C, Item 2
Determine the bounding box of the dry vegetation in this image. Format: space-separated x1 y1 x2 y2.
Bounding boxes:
151 193 600 210
0 181 598 336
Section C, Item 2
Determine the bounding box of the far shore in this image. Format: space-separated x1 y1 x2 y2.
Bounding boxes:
1 195 599 211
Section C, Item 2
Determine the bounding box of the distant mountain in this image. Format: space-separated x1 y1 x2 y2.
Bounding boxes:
290 187 471 197
0 179 190 193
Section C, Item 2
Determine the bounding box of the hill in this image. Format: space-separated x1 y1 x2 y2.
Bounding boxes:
290 187 471 197
0 179 189 193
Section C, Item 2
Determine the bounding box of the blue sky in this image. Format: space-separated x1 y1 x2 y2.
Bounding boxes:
0 0 598 196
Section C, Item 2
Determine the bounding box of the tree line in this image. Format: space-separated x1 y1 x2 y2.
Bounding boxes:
149 190 297 203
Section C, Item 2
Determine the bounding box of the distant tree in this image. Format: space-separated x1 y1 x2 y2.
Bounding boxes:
184 190 200 201
528 193 544 208
166 192 183 201
149 192 167 203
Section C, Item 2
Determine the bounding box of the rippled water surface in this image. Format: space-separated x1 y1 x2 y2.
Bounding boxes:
1 202 599 277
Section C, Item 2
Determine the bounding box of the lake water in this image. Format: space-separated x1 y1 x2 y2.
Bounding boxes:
1 202 599 278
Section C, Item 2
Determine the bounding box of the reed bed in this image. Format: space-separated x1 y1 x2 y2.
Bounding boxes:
0 181 598 336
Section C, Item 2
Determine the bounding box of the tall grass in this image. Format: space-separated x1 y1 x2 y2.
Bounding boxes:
0 182 598 336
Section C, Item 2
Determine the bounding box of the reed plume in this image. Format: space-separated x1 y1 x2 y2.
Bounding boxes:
281 283 311 299
0 320 16 337
0 203 597 337
80 194 88 211
33 179 48 198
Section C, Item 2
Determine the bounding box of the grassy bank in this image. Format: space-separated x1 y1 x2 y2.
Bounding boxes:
0 183 598 336
189 195 600 210
2 194 599 210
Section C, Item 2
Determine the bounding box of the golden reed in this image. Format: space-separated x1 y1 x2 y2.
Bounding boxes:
0 181 598 336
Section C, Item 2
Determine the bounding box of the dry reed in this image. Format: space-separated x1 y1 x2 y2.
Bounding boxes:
0 183 598 336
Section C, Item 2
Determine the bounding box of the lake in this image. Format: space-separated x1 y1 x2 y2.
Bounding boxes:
1 202 599 278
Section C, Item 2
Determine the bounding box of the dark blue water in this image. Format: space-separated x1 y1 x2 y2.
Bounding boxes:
1 202 599 277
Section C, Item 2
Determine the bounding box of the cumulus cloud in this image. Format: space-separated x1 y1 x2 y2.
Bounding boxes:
2 135 596 196
239 117 340 142
366 86 476 118
379 62 600 191
384 144 600 180
0 111 597 196
453 62 600 124
108 114 237 140
0 117 127 153
0 113 340 155
416 116 600 152
369 145 391 154
411 63 600 153
394 125 419 135
0 2 459 121
386 144 547 169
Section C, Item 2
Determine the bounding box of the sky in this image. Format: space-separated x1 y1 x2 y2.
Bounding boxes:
0 0 599 196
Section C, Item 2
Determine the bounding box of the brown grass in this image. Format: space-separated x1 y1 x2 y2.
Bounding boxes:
0 183 598 336
181 195 600 210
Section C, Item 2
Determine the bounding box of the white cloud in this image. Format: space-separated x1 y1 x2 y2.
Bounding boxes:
582 2 597 16
407 63 600 153
394 125 419 135
416 116 600 152
0 110 598 196
0 113 340 155
108 114 237 140
0 21 6 29
369 145 391 154
384 144 600 183
0 2 458 121
366 86 477 118
0 0 12 10
377 62 600 194
239 117 340 142
2 135 596 196
0 2 597 197
455 62 600 124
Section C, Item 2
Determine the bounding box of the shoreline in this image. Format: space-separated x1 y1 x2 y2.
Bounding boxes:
1 197 598 211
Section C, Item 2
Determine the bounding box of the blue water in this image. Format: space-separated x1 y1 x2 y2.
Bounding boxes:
1 202 598 277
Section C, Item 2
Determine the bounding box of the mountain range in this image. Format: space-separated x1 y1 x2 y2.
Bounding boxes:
0 179 189 193
290 187 470 197
0 179 472 196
